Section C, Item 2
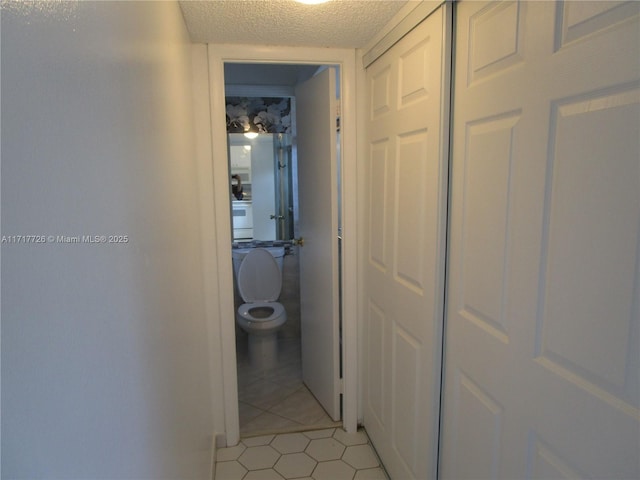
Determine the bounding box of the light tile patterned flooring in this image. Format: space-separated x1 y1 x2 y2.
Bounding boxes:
229 336 389 478
215 428 389 480
237 335 340 436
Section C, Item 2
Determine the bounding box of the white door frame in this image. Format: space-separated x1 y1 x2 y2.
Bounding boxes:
207 44 359 445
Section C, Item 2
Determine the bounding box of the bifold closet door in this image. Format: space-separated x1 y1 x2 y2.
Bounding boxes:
363 4 450 479
441 1 640 478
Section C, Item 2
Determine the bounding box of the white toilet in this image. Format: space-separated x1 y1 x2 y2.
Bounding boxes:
234 247 287 368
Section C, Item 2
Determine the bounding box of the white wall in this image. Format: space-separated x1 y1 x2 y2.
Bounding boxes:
1 2 213 478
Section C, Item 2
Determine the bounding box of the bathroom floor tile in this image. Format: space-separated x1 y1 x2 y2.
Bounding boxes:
269 386 330 425
239 379 299 411
239 401 265 424
266 364 303 386
240 411 300 436
237 334 338 436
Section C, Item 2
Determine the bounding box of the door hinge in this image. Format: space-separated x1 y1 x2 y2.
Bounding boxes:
339 377 344 394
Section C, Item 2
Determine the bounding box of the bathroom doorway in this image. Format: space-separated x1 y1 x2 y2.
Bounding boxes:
208 44 359 446
224 62 343 437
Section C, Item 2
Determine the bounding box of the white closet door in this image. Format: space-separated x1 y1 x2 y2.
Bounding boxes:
363 5 450 479
441 1 640 478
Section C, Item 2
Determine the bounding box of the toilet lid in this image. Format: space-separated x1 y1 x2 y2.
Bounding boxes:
237 248 282 302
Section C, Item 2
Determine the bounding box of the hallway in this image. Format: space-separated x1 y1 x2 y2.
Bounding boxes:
3 1 638 478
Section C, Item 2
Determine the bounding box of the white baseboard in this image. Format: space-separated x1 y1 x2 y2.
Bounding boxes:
210 433 228 480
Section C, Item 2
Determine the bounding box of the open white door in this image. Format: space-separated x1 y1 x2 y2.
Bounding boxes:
295 67 341 421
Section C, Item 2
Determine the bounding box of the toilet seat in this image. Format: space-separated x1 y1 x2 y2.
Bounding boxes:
237 248 282 302
237 301 286 330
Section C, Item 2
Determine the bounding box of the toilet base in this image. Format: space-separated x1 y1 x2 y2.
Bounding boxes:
248 333 278 370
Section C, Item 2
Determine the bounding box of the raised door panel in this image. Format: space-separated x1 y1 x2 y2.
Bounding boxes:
537 87 639 394
368 140 389 271
459 112 520 343
449 370 504 480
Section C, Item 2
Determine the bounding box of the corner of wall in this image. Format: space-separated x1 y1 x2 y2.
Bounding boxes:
209 433 229 480
191 42 229 440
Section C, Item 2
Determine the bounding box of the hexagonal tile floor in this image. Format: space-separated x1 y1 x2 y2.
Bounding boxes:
215 427 389 480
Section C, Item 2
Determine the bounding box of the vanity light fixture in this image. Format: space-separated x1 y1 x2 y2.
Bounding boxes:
244 124 259 139
295 0 330 4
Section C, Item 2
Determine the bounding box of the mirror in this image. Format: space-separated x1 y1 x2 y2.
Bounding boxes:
229 132 294 242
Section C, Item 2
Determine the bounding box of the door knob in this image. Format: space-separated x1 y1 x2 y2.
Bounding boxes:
293 237 305 247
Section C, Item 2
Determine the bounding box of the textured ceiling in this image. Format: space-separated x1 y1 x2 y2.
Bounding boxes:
179 0 411 48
